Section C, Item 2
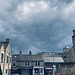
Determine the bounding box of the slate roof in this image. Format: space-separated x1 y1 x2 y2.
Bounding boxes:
12 54 44 62
0 42 9 51
4 43 9 50
42 57 64 63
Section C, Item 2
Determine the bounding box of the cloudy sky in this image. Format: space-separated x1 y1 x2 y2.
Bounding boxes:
0 0 75 54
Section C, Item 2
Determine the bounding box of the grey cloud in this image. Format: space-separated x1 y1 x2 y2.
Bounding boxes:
57 0 74 4
0 0 75 53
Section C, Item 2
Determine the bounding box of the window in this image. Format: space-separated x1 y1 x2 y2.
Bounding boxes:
34 68 39 73
41 68 43 73
38 62 40 66
1 53 3 63
28 62 29 66
13 61 16 66
6 69 7 73
35 62 37 66
7 56 8 63
25 62 29 66
35 61 40 66
25 62 27 66
10 57 11 63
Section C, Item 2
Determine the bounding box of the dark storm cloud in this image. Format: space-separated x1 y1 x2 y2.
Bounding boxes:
57 0 73 4
0 0 75 53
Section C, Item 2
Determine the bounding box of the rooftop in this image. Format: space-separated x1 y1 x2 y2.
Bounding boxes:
0 39 9 50
42 57 64 63
12 54 44 62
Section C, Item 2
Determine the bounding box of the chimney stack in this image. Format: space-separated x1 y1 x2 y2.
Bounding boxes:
6 39 10 43
29 50 32 55
19 50 22 54
73 30 75 36
72 30 75 46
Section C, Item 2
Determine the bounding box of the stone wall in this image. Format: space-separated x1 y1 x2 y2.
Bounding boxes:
59 63 75 75
12 61 44 67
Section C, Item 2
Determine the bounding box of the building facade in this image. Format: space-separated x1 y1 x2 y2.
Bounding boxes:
0 39 12 75
37 52 64 75
37 30 75 75
63 30 75 62
59 62 75 75
58 30 75 75
12 51 44 75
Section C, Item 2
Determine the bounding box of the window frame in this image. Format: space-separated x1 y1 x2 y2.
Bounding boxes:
1 53 3 63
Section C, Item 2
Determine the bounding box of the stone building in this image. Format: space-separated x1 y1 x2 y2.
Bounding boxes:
0 65 2 75
37 52 64 75
59 62 75 75
0 39 12 75
63 30 75 62
63 47 70 55
37 30 75 75
59 30 75 75
12 51 44 75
